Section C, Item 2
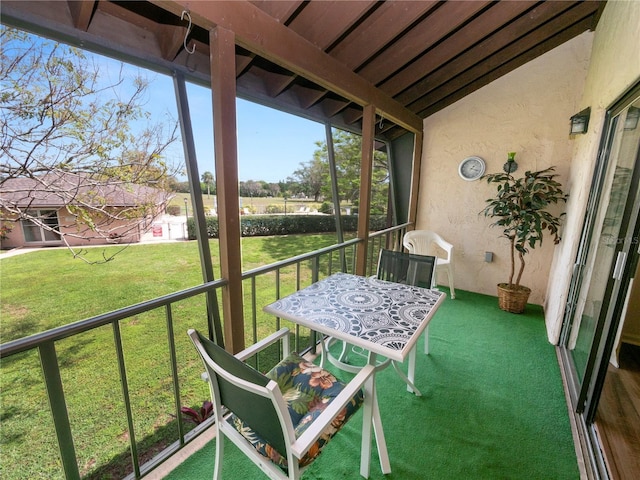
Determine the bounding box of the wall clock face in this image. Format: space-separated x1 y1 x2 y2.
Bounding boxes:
458 156 486 181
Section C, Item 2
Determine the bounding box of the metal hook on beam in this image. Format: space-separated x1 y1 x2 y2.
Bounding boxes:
181 10 196 55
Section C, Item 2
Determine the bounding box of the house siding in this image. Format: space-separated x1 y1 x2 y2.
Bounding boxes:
1 207 143 249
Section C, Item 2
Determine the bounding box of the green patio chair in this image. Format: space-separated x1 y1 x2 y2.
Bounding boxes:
403 230 456 299
376 248 437 289
188 327 375 479
322 249 437 395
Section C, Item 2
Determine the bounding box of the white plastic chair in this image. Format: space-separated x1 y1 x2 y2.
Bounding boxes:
403 230 456 299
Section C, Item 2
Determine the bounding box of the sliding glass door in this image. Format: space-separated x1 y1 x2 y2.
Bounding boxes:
560 85 640 477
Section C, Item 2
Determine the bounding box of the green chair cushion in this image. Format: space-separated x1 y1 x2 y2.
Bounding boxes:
228 353 364 470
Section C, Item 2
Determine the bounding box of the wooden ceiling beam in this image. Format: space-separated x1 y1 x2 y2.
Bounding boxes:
3 0 605 127
382 125 409 143
151 0 423 133
321 97 351 119
395 0 583 105
172 39 211 76
67 0 96 31
235 50 255 77
288 0 376 51
297 88 328 110
358 0 491 85
381 0 538 99
261 70 297 98
341 109 400 135
329 0 438 69
95 1 187 61
376 119 398 137
97 1 159 33
156 23 187 60
415 17 594 118
248 0 304 23
342 107 364 126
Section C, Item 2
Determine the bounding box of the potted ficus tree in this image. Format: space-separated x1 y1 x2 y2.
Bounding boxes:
481 160 568 313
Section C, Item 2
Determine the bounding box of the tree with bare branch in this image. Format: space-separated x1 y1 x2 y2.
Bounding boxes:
0 27 180 262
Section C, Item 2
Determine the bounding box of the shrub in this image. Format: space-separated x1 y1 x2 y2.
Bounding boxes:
186 214 389 240
181 401 213 425
166 205 181 216
319 201 333 214
264 204 284 214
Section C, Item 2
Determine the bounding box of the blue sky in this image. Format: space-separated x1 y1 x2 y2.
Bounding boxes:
137 68 327 183
14 27 327 183
187 83 326 183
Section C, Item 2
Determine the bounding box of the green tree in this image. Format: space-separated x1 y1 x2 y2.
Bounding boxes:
300 130 389 214
293 155 328 201
279 177 300 198
239 180 264 198
201 171 215 196
265 182 280 197
0 27 179 260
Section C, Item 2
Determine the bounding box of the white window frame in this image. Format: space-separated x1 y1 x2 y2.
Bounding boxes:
21 209 62 244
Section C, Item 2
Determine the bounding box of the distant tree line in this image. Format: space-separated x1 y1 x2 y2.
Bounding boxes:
172 130 390 214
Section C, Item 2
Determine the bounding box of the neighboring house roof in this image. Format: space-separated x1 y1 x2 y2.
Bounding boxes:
0 172 172 210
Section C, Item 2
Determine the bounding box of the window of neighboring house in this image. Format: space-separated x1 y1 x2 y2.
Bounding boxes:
22 210 61 243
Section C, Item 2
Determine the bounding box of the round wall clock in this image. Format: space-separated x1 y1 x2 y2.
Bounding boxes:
458 156 486 181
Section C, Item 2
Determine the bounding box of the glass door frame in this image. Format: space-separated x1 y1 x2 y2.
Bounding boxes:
584 186 640 421
559 111 616 406
558 81 640 479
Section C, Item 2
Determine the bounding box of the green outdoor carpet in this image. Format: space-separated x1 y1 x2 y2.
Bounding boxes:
165 289 579 479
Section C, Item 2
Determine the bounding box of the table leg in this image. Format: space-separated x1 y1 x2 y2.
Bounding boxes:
338 340 351 363
424 325 430 354
363 352 391 475
319 335 328 369
371 383 391 474
360 373 373 478
407 345 417 394
392 352 422 396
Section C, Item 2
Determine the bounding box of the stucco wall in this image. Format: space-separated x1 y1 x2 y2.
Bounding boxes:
545 0 640 343
0 207 143 248
418 32 593 307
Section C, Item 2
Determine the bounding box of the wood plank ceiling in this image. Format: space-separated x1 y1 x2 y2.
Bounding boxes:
2 0 604 141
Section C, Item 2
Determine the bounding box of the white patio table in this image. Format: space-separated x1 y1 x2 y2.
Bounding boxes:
263 272 445 477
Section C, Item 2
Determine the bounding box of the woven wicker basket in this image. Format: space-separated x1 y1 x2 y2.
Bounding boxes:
497 283 531 314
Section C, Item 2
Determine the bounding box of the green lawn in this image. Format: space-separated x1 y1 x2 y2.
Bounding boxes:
170 193 325 214
0 234 343 479
170 193 355 215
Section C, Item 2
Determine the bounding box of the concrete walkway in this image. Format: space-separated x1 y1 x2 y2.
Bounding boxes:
0 238 189 260
1 215 189 260
0 247 41 259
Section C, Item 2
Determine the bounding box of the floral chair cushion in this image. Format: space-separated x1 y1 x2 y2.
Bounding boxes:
228 353 364 470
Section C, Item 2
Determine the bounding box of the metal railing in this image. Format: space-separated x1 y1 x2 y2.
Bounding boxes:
0 223 409 479
0 280 227 480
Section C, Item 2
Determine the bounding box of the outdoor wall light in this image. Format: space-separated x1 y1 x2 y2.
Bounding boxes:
569 107 591 135
624 106 640 130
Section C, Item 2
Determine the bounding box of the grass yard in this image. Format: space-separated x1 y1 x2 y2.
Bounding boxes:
170 193 318 212
0 233 343 479
169 193 350 215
